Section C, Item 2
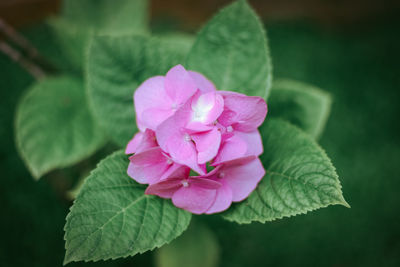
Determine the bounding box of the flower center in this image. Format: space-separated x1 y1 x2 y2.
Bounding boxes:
181 180 189 187
184 133 191 142
191 92 215 123
226 126 233 132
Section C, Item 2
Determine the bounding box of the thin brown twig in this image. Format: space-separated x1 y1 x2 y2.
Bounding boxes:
0 17 56 79
0 40 45 79
0 17 39 59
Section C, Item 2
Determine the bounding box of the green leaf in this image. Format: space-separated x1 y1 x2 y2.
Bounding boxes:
62 0 149 33
268 79 332 139
87 35 193 147
155 223 219 267
48 0 149 71
222 119 349 224
47 18 91 73
64 151 191 264
15 77 106 179
66 174 87 201
186 0 272 98
157 32 196 53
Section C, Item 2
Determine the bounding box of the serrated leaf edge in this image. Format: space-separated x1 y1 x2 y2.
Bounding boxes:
63 150 192 264
221 119 349 224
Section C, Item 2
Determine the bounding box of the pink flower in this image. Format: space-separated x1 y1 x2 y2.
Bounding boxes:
126 64 267 214
145 156 265 214
155 91 224 174
134 65 216 131
213 91 267 164
126 129 180 184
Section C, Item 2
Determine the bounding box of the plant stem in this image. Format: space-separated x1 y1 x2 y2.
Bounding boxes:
0 18 39 60
0 40 45 79
0 17 52 80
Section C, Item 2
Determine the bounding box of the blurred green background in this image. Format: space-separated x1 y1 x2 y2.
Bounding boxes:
1 0 399 266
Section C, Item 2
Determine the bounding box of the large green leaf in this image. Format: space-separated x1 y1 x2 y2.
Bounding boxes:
268 79 332 139
48 0 149 71
87 35 193 147
64 151 192 264
186 0 272 98
15 77 106 179
47 18 91 73
155 223 219 267
223 119 348 223
62 0 149 33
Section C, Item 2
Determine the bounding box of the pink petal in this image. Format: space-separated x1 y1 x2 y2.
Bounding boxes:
218 91 245 96
185 122 214 133
160 163 190 181
145 178 185 198
145 166 190 198
135 129 158 153
218 93 267 132
192 128 221 164
167 133 204 175
164 65 197 106
134 76 173 131
156 99 193 150
188 177 222 189
156 105 187 153
234 130 263 157
127 161 167 185
213 130 263 165
205 182 233 214
141 107 175 131
156 103 205 175
125 132 143 154
172 184 217 214
219 157 265 202
215 122 234 141
128 147 170 184
189 91 224 126
220 155 257 166
213 134 248 165
188 71 216 93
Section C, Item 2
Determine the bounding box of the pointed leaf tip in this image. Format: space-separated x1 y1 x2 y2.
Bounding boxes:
187 0 272 98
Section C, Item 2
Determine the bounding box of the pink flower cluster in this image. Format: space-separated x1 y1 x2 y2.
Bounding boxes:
126 65 267 214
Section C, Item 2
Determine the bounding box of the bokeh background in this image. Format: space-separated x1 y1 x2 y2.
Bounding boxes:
1 0 399 266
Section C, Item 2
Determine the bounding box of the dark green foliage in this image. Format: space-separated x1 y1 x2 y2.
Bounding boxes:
64 151 191 264
86 35 194 146
223 119 347 223
268 79 332 139
187 0 272 98
48 0 149 71
15 77 105 179
155 223 219 267
1 1 399 266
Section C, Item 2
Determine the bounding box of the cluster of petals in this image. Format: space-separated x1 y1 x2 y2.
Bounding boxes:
126 64 267 214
